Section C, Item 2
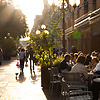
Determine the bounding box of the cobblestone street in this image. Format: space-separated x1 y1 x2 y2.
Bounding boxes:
0 57 47 100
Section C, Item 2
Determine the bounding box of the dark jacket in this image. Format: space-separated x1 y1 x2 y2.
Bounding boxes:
59 60 71 73
29 49 34 59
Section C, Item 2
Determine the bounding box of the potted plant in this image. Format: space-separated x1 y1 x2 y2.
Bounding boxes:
29 31 55 89
52 55 64 68
35 48 54 89
29 20 62 88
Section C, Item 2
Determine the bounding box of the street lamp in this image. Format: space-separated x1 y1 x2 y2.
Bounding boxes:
7 33 10 37
69 0 80 49
51 0 80 53
4 33 11 39
69 0 80 9
35 24 49 66
50 0 67 54
69 0 80 29
41 24 46 30
36 30 41 34
36 24 49 35
62 0 66 54
44 30 49 34
41 24 49 34
5 33 11 39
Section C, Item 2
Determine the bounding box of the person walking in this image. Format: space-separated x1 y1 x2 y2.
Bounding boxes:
19 48 25 73
29 47 35 76
0 48 3 65
25 49 29 66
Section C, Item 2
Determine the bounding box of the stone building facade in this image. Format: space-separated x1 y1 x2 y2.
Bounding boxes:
65 0 100 54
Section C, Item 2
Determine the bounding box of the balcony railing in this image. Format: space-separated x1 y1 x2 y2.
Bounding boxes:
65 8 100 34
75 8 100 27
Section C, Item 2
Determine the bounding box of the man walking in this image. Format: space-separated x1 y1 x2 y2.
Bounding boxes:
29 48 35 76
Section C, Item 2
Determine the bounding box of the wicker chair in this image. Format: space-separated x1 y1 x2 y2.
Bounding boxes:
60 77 92 100
48 67 60 94
62 72 88 91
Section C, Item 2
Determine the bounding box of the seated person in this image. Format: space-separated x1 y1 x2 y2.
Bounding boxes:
89 60 100 100
71 55 88 79
91 59 100 73
84 54 92 66
86 56 99 72
58 54 71 73
90 57 99 70
70 53 75 66
73 53 78 64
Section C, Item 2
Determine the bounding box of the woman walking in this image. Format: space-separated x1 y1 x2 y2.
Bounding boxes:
19 48 25 73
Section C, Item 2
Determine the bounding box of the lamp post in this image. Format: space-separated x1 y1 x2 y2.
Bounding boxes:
51 0 67 54
62 0 66 54
36 24 49 35
69 0 80 29
36 24 49 66
69 0 80 49
36 30 41 35
41 24 46 30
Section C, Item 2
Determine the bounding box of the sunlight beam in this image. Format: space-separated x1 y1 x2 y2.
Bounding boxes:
0 6 14 28
13 0 44 31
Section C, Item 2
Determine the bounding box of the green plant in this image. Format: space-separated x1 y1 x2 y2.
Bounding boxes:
52 55 64 68
35 47 54 67
29 30 55 67
28 18 62 67
2 37 16 53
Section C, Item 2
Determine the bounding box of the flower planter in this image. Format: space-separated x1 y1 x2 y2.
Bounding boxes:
41 66 50 89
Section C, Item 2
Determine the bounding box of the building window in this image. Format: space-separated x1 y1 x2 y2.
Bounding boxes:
93 0 96 11
84 0 88 14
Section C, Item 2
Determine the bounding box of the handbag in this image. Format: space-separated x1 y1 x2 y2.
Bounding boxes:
16 61 20 66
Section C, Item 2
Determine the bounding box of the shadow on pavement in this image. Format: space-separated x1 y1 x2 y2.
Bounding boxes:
30 74 40 84
15 72 26 83
2 57 16 67
31 75 36 80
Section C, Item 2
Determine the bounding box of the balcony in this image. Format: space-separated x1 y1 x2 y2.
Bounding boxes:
65 8 100 34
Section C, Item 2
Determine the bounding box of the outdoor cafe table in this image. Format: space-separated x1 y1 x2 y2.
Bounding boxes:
88 72 100 83
93 78 100 82
88 72 100 77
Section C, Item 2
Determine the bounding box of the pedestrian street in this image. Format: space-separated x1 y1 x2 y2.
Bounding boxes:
0 57 47 100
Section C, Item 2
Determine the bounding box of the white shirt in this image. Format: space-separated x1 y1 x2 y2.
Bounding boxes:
71 63 88 79
93 61 100 71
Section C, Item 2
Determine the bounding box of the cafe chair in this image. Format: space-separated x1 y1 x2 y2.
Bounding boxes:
60 78 92 100
62 72 88 91
51 67 59 77
48 67 60 95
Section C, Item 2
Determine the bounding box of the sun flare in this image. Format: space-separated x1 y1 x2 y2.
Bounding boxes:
12 0 61 31
13 0 44 31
